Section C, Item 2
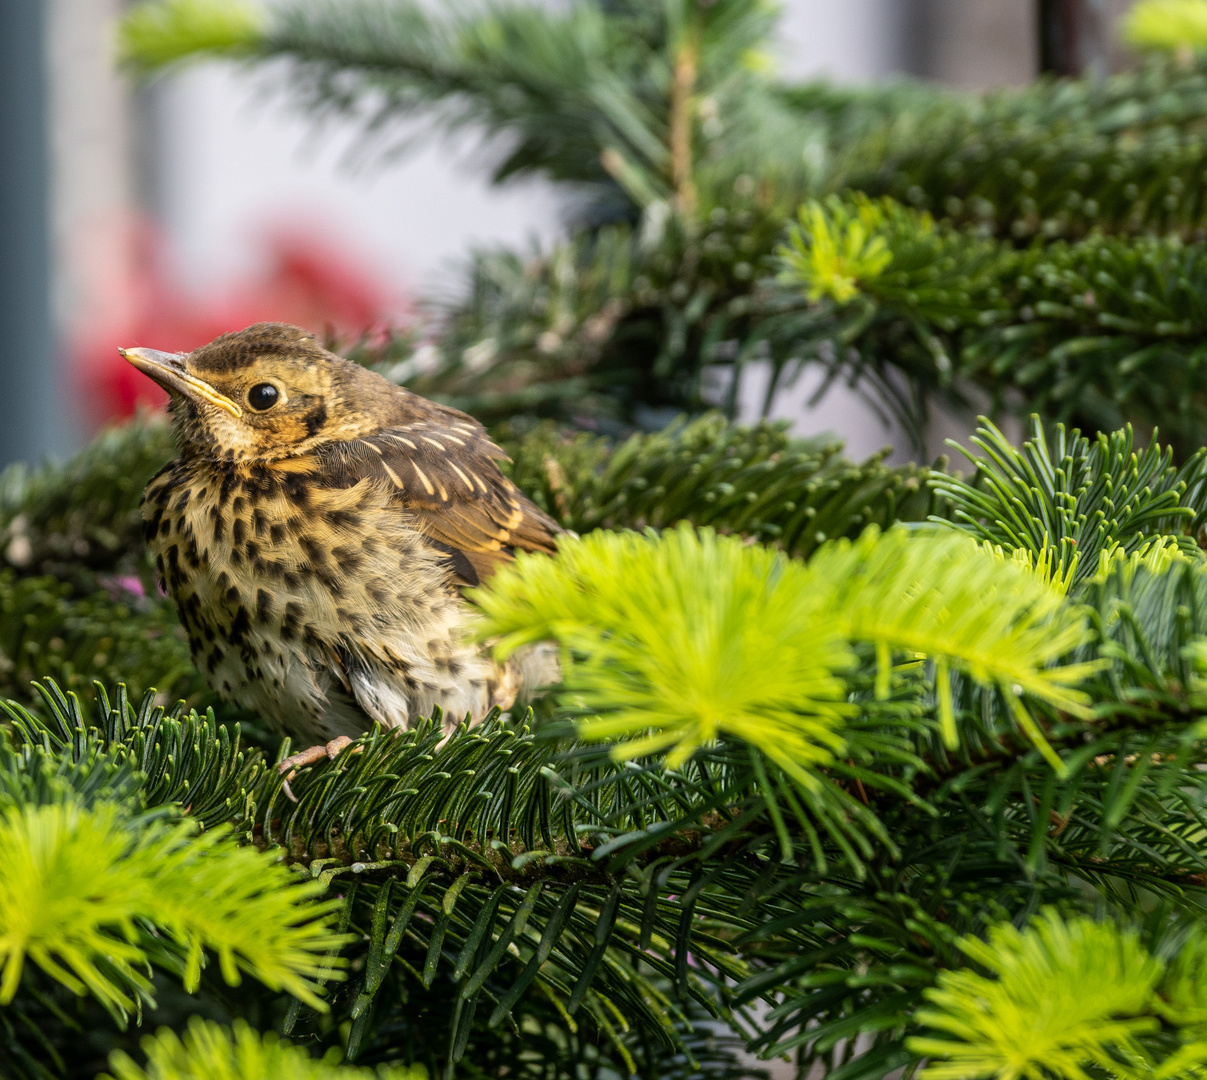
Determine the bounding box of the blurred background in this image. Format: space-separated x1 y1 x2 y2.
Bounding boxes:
0 0 1142 465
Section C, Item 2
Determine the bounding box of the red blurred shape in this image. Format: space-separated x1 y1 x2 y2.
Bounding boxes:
73 217 407 425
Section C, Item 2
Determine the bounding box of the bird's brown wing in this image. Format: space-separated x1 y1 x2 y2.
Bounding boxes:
320 418 560 587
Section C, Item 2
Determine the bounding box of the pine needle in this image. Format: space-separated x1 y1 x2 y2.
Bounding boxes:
103 1017 425 1080
473 523 1099 777
909 912 1164 1080
118 0 266 72
0 796 345 1016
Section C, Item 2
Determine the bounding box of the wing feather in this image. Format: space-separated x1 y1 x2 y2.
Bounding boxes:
317 418 560 586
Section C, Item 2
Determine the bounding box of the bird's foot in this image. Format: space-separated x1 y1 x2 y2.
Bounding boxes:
278 735 358 801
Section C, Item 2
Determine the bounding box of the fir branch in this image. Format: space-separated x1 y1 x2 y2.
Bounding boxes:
0 571 202 711
120 0 788 216
829 58 1207 241
1 681 267 830
909 912 1170 1080
7 661 1207 1076
0 783 344 1020
0 415 197 708
119 0 265 71
1078 551 1207 724
777 196 1207 456
474 524 1097 772
6 409 1207 1076
394 208 793 427
932 416 1207 586
103 1017 423 1080
0 415 173 583
1 683 774 1063
109 0 1207 454
498 414 938 558
118 0 1207 244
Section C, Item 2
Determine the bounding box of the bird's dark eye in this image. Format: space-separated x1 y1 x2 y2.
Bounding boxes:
247 383 280 411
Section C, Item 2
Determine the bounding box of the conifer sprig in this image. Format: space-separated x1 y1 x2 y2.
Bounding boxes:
481 524 856 782
0 773 345 1019
497 413 938 557
103 1018 424 1080
909 911 1207 1080
118 0 265 70
777 196 1207 455
473 523 1097 771
3 681 267 830
932 416 1207 586
120 0 789 217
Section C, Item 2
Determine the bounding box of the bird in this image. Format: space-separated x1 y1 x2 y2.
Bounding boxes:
121 321 561 785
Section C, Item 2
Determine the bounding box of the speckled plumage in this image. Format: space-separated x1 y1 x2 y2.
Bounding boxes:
131 322 560 745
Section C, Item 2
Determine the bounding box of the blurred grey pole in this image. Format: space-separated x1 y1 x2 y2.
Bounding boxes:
902 1 1038 89
1039 0 1110 78
0 0 60 467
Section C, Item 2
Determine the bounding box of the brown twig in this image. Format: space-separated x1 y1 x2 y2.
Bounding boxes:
669 36 698 216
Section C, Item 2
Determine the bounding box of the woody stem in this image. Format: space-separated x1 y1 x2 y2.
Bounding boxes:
670 36 698 217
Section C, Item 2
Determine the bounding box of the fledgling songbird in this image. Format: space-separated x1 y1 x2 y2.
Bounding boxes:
123 322 561 777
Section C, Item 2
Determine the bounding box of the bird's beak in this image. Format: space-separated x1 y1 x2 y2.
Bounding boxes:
118 347 243 418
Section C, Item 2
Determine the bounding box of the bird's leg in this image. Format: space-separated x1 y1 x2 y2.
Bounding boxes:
278 735 358 801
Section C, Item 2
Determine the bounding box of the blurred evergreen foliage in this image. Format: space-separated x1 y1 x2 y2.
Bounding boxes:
120 0 1207 445
775 194 1207 457
1124 0 1207 53
0 417 200 708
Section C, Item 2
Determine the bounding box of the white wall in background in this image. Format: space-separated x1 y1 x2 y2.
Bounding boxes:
776 0 911 81
47 0 132 327
152 66 563 310
155 0 915 299
50 0 924 316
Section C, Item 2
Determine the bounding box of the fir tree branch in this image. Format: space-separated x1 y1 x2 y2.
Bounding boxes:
931 415 1207 586
0 755 345 1021
103 1017 422 1080
777 196 1207 457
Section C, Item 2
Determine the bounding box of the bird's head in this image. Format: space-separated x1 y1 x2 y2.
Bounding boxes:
121 322 390 462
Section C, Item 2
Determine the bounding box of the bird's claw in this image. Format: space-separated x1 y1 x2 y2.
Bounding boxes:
278 735 358 801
